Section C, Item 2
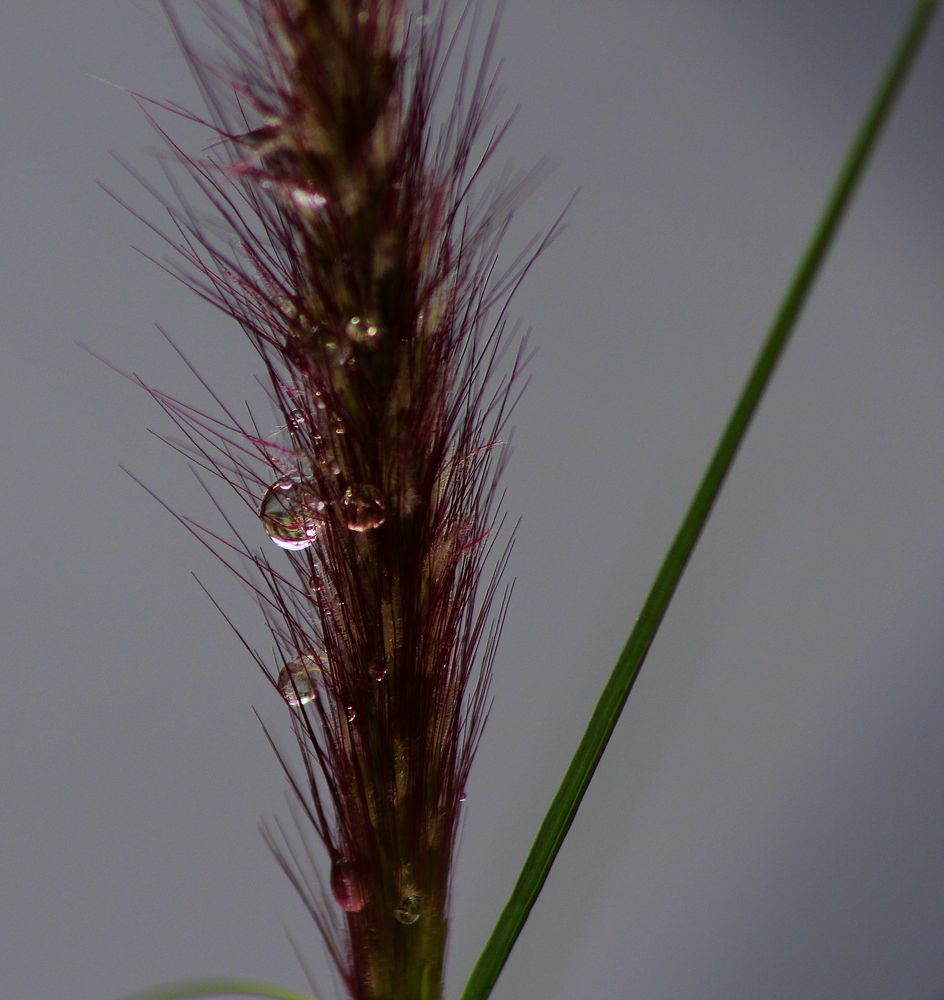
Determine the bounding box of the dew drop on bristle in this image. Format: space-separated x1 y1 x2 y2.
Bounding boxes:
330 859 366 912
345 315 382 344
286 409 306 432
346 705 356 723
328 335 352 368
458 791 468 803
277 654 320 706
394 894 420 925
260 476 325 550
288 186 328 212
342 485 386 532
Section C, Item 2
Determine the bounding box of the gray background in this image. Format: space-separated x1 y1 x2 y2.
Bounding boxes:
3 2 944 999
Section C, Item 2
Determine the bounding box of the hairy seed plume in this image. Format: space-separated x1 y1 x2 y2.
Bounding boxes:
117 2 558 997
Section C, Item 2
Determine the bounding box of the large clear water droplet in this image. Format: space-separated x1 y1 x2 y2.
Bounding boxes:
277 654 320 707
346 705 357 723
342 485 386 533
260 476 325 550
331 859 366 913
345 315 382 344
394 893 420 925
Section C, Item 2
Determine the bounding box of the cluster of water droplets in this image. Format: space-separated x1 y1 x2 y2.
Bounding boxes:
260 476 387 547
259 391 388 558
345 315 383 344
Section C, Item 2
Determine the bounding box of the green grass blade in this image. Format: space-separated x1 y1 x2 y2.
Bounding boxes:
460 3 940 998
123 979 317 1000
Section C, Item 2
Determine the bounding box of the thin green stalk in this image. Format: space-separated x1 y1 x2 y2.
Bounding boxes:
461 3 940 998
124 979 316 1000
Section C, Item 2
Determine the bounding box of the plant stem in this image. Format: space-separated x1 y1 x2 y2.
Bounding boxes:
460 3 940 998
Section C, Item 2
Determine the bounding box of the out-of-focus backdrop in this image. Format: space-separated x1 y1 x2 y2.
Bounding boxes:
2 3 943 998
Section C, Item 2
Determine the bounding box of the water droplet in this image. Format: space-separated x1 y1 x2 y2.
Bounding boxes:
394 893 420 925
289 186 328 212
331 859 366 912
327 335 352 368
307 574 323 595
333 420 346 436
346 705 356 723
260 476 325 550
277 654 320 707
373 666 388 683
458 791 468 803
286 409 306 432
342 485 386 533
345 315 382 344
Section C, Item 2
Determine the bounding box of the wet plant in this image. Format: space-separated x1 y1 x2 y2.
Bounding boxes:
115 2 554 998
115 2 941 999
